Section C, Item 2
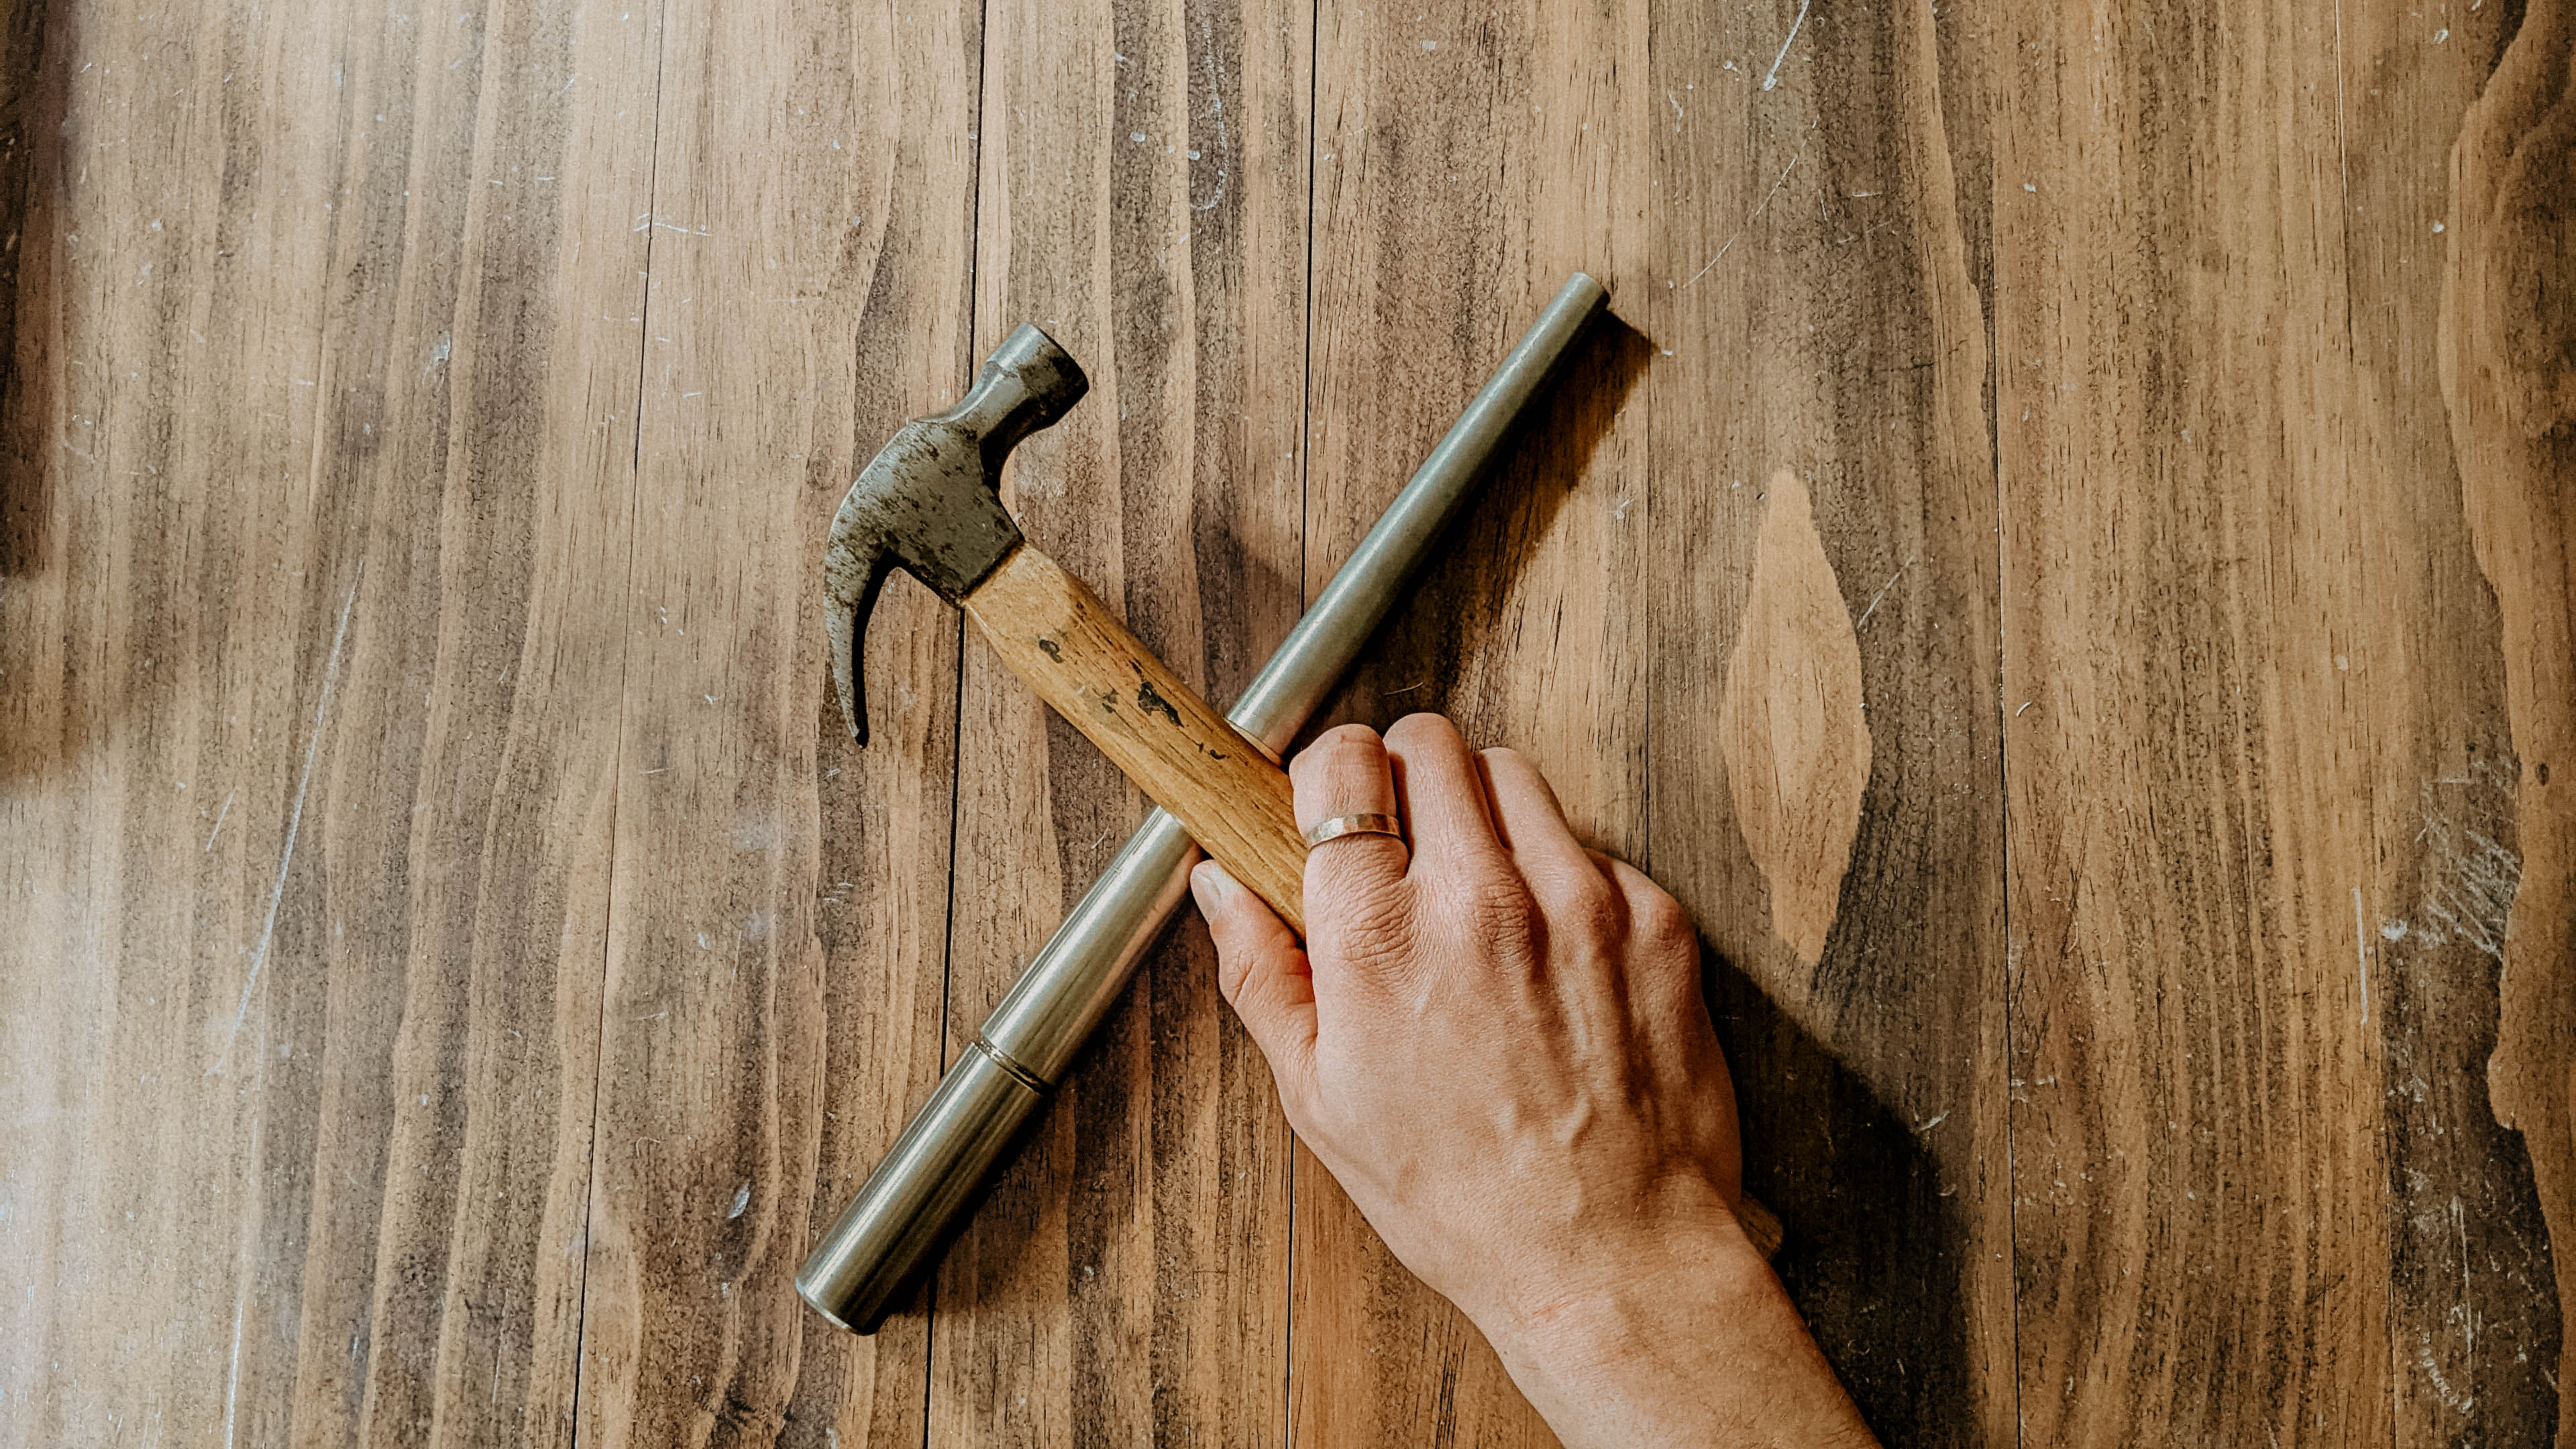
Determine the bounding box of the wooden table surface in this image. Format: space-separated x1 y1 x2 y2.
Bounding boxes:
3 0 2569 1442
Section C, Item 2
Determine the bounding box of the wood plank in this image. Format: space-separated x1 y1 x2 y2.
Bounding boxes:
1992 0 2559 1440
0 0 659 1442
1642 0 2015 1442
926 0 1309 1441
1294 1 1652 1441
567 0 981 1442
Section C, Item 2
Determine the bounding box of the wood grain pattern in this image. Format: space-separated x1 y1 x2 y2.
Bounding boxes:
0 0 658 1444
1996 0 2555 1440
0 0 2565 1444
965 543 1307 930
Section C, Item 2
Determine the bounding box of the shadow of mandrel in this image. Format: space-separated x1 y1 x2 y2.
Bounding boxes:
1312 304 1654 734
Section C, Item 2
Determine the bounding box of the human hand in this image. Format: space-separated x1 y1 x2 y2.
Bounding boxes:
1191 714 1875 1448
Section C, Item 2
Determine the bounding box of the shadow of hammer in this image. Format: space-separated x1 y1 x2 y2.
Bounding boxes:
824 323 1310 932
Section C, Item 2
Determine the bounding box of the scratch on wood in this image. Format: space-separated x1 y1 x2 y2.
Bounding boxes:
1854 555 1915 631
1679 126 1815 289
221 1280 246 1449
2409 796 2520 961
1761 0 1813 91
212 567 361 1075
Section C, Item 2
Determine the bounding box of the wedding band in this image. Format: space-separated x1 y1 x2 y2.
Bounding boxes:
1303 812 1403 848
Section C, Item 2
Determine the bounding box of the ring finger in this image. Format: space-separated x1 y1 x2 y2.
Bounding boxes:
1290 723 1411 918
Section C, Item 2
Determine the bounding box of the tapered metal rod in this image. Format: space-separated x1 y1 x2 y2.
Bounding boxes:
798 273 1613 1333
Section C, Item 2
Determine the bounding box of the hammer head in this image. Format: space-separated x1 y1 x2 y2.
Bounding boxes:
826 324 1089 743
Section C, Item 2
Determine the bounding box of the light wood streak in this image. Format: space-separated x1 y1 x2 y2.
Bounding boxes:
1717 467 1872 969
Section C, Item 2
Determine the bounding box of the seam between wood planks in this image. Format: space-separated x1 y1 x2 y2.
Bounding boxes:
566 0 674 1438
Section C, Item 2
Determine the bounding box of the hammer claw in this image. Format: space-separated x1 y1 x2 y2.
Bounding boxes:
825 541 893 745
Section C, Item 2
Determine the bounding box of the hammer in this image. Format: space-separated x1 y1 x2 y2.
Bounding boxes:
825 325 1310 930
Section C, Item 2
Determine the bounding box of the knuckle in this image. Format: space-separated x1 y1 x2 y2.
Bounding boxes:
1629 885 1697 949
1459 871 1538 941
1312 722 1383 751
1293 726 1388 796
1551 872 1627 943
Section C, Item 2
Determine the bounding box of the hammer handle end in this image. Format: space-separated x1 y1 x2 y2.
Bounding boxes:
965 545 1309 933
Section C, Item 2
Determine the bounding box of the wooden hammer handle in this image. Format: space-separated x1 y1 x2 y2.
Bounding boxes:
963 545 1309 934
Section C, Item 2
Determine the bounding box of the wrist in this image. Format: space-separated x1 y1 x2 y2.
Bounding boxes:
1485 1188 1774 1376
1470 1189 1874 1448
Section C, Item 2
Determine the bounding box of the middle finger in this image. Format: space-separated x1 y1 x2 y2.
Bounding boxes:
1382 713 1510 878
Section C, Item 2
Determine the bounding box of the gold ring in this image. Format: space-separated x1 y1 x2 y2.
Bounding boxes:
1303 812 1403 848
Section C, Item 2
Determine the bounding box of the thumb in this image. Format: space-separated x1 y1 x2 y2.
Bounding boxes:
1193 861 1318 1104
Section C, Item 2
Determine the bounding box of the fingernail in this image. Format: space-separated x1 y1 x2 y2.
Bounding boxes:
1189 861 1228 916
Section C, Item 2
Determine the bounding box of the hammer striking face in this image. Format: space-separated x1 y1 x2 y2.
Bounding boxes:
824 323 1088 745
